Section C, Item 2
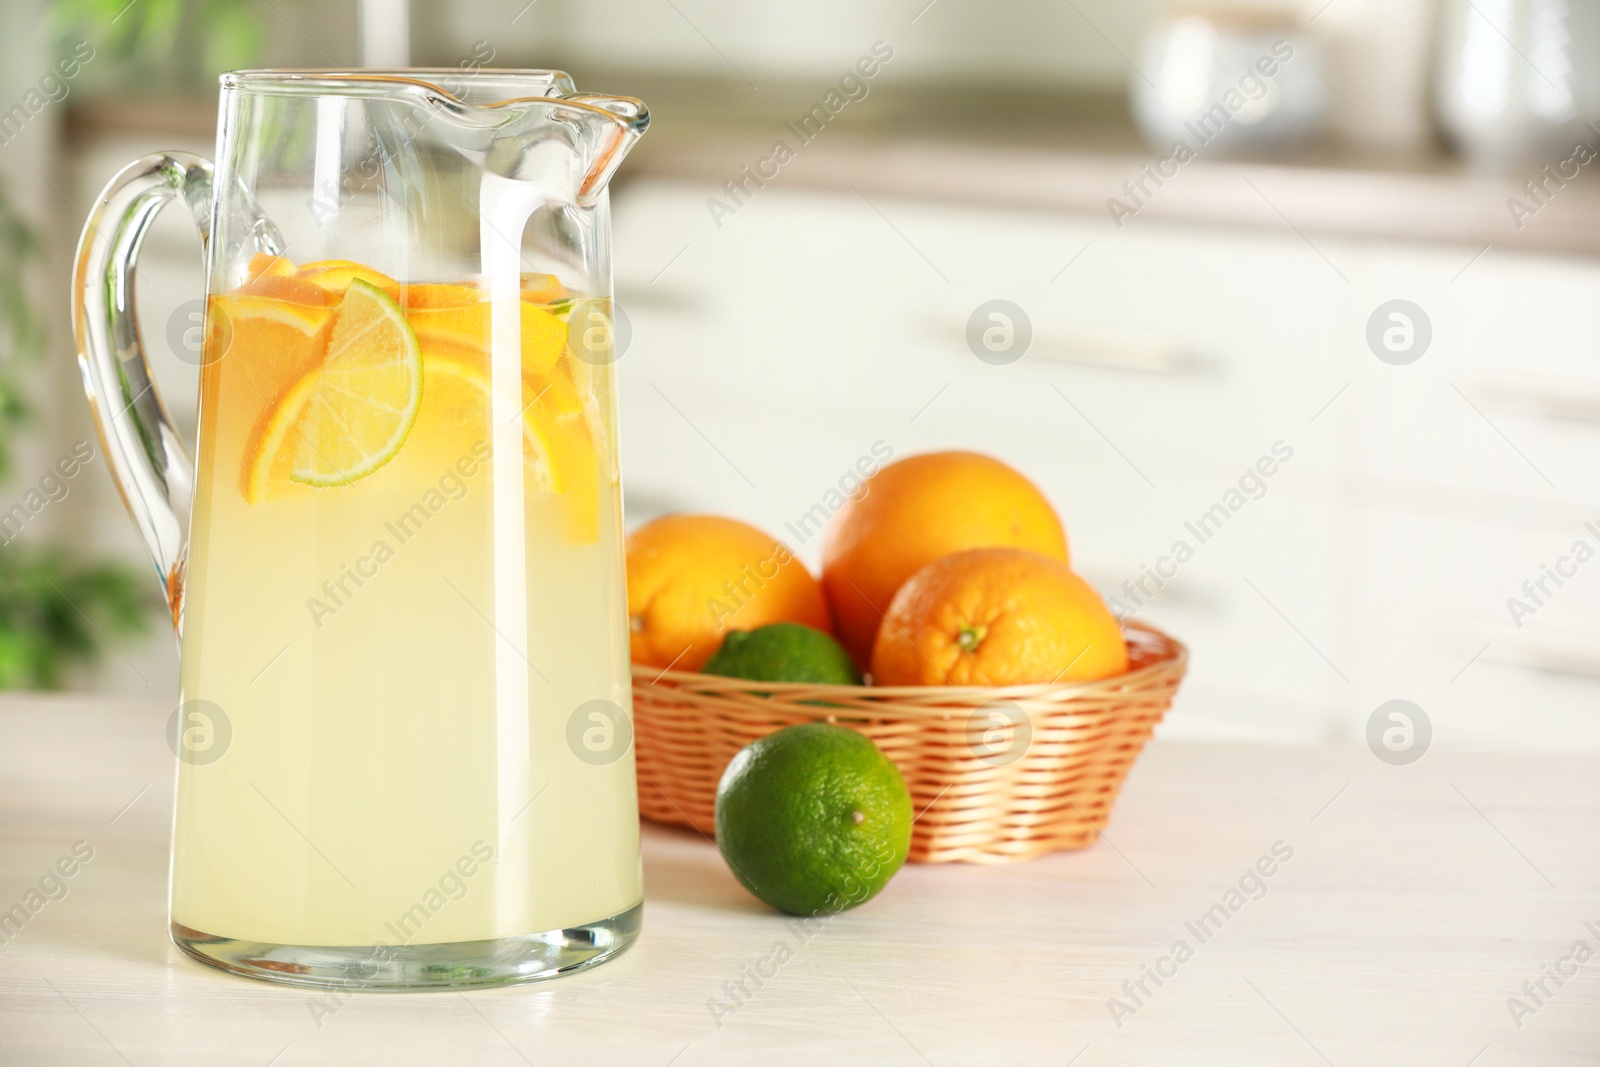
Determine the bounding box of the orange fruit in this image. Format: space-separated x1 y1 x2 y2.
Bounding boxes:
822 451 1069 665
870 548 1125 687
626 515 833 671
208 287 335 499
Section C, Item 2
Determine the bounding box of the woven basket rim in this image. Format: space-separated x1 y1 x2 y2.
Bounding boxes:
631 620 1187 704
631 621 1187 863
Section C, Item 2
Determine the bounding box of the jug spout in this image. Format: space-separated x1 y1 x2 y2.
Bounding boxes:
423 83 649 206
562 93 650 202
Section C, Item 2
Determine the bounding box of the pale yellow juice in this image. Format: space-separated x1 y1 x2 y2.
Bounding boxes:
172 259 641 947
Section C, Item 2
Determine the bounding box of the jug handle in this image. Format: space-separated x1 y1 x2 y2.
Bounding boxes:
71 152 214 634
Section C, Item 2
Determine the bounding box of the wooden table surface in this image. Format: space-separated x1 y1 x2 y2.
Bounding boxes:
1 696 1595 1066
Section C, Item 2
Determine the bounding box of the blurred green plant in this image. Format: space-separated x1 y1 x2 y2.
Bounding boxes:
0 182 152 688
55 0 266 92
0 550 148 688
0 187 40 476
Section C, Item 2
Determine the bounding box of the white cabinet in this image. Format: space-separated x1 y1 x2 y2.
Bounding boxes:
1353 506 1600 749
611 178 1600 748
1356 244 1600 508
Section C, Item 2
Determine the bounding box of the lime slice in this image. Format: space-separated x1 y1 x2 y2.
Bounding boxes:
289 279 423 487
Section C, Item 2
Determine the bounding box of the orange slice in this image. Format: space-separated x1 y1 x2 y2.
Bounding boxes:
298 261 401 299
235 275 332 305
414 347 600 541
298 259 371 270
210 293 333 338
419 354 568 494
406 298 567 376
522 272 568 303
246 253 297 281
242 369 322 504
527 367 584 421
241 280 423 497
522 366 600 542
553 414 600 544
400 283 485 310
209 292 334 457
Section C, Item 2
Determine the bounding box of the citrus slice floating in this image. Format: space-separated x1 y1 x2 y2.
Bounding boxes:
212 292 334 482
522 366 601 543
242 370 321 504
235 274 332 306
522 272 567 303
298 261 401 299
529 365 585 420
298 259 371 271
400 283 485 310
406 298 567 377
209 292 333 340
246 252 297 281
420 354 566 493
555 416 600 544
286 279 423 488
414 348 601 542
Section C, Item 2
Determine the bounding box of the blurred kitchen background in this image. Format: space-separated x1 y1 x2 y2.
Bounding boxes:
1 0 1597 750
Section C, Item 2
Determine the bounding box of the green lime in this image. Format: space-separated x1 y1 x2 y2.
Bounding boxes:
702 623 862 685
714 722 911 916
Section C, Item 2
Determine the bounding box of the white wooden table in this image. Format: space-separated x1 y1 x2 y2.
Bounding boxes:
1 697 1595 1065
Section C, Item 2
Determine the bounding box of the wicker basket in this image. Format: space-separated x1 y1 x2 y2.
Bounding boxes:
631 621 1187 864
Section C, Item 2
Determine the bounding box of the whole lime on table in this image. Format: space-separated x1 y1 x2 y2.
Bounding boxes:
714 722 912 916
701 622 862 686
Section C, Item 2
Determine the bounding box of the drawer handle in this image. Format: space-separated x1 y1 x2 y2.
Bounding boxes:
1473 623 1600 679
615 285 699 313
1477 376 1600 425
934 317 1199 375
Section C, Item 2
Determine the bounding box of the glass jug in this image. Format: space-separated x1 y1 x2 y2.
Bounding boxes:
71 70 648 989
